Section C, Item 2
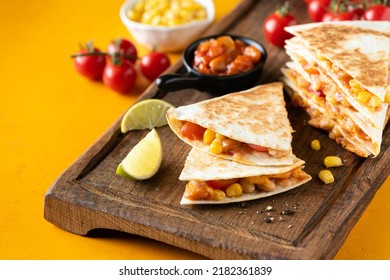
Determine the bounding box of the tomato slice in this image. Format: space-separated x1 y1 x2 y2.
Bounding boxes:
246 143 269 152
206 179 240 190
180 122 206 140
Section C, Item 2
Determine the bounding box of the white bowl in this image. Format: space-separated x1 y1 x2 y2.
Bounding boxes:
119 0 215 53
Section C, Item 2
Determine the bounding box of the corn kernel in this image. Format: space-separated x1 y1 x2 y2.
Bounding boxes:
127 10 142 22
318 170 334 184
324 156 343 168
357 90 372 103
215 133 225 140
128 0 207 26
203 129 215 145
226 183 243 197
350 87 360 95
348 79 360 89
210 140 223 154
212 189 226 201
385 90 390 104
311 139 321 151
368 95 382 108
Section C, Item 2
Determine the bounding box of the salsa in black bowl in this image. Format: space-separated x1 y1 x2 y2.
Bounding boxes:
156 34 267 95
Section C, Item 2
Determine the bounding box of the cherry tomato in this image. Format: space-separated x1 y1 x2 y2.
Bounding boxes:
180 122 206 140
206 179 240 190
73 47 106 80
140 52 171 81
263 2 299 47
321 0 361 21
322 10 357 21
103 59 136 94
362 4 390 20
246 144 269 153
107 38 138 63
307 0 331 22
349 6 365 19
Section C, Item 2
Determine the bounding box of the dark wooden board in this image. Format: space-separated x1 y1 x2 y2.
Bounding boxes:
44 0 390 259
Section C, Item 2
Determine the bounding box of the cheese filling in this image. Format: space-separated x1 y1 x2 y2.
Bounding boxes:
313 56 384 111
180 121 290 158
286 66 380 157
183 168 306 201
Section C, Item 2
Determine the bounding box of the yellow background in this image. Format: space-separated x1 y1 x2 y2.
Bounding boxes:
0 0 389 260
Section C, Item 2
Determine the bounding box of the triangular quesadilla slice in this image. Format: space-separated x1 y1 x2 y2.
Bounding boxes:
179 149 311 205
282 70 373 157
166 82 295 166
282 21 389 157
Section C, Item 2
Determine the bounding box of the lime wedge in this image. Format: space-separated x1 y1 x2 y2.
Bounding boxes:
116 163 135 179
116 128 162 180
120 99 174 133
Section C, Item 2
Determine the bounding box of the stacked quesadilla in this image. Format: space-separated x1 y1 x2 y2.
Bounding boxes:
166 82 311 205
282 21 390 157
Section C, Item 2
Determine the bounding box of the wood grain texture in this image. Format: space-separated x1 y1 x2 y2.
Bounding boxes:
44 0 390 259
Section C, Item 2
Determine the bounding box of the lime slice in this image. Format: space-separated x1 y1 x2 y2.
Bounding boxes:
120 99 174 133
116 128 162 180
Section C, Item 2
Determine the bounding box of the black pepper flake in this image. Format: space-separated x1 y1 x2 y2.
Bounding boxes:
263 217 274 223
240 202 248 208
281 209 295 216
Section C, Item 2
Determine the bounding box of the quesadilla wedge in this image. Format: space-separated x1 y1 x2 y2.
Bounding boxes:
179 149 311 205
282 21 390 157
166 82 295 166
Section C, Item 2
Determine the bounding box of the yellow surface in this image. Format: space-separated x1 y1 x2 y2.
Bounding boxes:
0 0 389 260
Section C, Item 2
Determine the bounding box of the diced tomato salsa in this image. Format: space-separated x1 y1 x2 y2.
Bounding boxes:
193 35 262 76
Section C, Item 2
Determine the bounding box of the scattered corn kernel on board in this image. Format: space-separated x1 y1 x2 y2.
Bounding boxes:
44 0 389 259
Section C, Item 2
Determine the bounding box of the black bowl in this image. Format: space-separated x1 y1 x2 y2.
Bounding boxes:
156 34 267 95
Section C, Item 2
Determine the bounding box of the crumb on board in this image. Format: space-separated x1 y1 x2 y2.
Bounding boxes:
281 209 295 216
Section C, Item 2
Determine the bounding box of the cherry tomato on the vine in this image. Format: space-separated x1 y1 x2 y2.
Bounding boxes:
107 38 138 63
263 2 299 47
362 3 390 20
140 52 171 81
73 46 106 80
103 59 137 94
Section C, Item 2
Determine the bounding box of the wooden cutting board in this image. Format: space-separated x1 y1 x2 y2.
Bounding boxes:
44 0 390 259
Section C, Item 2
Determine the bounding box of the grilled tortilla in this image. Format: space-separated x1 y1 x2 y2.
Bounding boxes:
282 21 390 157
179 149 311 205
166 82 295 166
